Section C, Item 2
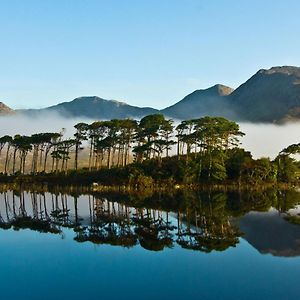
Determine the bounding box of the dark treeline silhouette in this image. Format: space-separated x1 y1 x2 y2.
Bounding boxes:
1 187 300 252
0 114 299 186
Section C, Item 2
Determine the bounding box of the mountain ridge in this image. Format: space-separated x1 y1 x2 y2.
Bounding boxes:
20 96 159 119
2 65 300 123
161 84 234 120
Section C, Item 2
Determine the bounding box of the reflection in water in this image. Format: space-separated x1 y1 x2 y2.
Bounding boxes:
239 209 300 257
176 193 240 252
1 187 300 256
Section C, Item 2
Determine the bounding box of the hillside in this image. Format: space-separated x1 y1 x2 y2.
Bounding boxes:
163 66 300 123
22 96 158 119
229 66 300 122
0 102 14 115
161 84 234 120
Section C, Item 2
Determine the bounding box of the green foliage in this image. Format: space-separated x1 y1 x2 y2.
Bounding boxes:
0 114 299 187
132 174 154 189
275 154 299 183
225 148 252 180
241 158 277 184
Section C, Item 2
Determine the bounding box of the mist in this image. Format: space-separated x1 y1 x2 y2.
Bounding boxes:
0 112 93 138
0 114 299 160
240 122 300 159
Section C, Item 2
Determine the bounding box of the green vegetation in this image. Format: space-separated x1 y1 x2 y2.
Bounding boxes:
0 114 299 188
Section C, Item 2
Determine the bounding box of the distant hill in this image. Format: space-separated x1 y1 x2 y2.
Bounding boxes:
163 66 300 123
22 96 159 119
161 84 234 120
9 65 300 123
229 66 300 123
0 102 14 115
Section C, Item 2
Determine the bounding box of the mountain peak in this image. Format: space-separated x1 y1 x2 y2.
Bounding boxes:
186 84 233 99
0 102 14 115
72 96 127 106
209 84 234 96
161 84 234 120
258 66 300 77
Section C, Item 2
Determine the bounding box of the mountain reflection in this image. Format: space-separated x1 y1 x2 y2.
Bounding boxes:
0 186 300 255
239 209 300 257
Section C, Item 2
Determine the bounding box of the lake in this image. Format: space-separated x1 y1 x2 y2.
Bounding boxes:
1 186 300 300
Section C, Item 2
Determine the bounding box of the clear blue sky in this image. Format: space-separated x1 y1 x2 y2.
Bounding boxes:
1 0 300 109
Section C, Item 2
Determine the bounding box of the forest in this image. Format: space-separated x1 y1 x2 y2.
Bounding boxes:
0 114 299 187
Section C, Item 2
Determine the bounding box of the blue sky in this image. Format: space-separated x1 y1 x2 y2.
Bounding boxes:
1 0 300 109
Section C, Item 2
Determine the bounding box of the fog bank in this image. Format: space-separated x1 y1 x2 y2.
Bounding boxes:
0 114 299 159
240 122 300 159
0 112 93 138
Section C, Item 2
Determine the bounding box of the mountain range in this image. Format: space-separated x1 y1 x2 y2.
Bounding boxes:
1 66 300 123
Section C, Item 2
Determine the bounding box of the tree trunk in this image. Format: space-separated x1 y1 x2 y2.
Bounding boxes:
12 149 17 174
74 142 79 170
4 145 10 174
88 138 93 171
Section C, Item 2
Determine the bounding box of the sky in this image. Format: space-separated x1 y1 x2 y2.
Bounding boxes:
1 0 300 109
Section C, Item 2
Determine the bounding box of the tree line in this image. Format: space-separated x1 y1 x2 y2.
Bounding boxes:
0 114 299 184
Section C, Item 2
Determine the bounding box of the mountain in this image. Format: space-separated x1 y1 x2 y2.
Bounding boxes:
22 96 159 119
228 66 300 122
161 84 234 120
0 102 14 115
162 66 300 123
10 65 300 123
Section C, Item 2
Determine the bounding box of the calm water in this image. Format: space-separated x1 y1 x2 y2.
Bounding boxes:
1 187 300 300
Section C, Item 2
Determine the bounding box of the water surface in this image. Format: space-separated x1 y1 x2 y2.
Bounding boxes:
1 188 300 299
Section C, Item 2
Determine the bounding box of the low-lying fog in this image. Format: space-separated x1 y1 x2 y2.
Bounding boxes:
240 123 300 158
0 113 299 159
0 113 92 138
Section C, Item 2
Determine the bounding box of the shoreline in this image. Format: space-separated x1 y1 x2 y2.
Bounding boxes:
0 172 298 193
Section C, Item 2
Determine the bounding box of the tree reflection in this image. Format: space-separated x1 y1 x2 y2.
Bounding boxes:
132 208 175 251
0 186 300 254
0 190 61 234
74 196 137 247
176 193 240 252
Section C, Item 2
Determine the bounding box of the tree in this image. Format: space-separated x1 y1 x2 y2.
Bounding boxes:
276 143 300 183
225 148 252 182
158 118 175 158
74 123 89 170
11 135 32 174
134 114 174 162
192 117 244 181
175 120 196 158
241 158 277 184
0 135 12 174
118 119 137 166
42 133 61 172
